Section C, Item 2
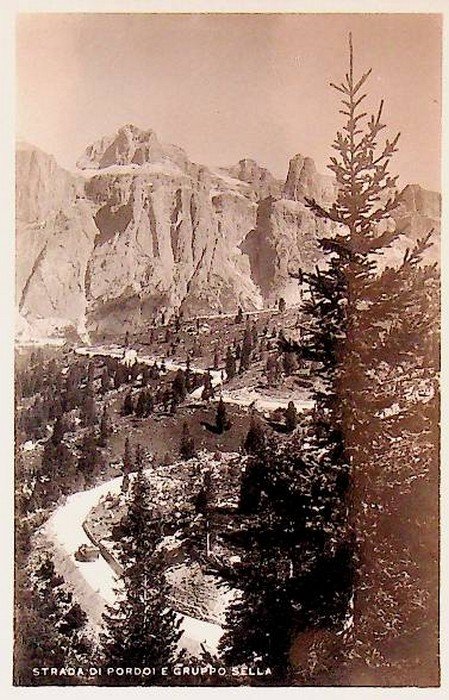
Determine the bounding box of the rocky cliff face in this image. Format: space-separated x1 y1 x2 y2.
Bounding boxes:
16 142 81 222
16 143 97 340
283 153 337 206
223 158 283 200
15 125 440 340
393 184 441 265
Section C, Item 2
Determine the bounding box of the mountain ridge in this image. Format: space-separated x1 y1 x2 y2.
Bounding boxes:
15 125 440 341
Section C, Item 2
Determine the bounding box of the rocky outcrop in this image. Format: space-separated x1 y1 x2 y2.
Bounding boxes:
378 184 441 269
77 127 265 334
283 153 337 206
223 158 283 200
76 123 190 172
15 126 440 340
397 184 441 222
241 196 333 305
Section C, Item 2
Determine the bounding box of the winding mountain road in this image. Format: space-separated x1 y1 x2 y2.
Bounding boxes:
39 340 312 656
42 472 224 656
75 344 314 413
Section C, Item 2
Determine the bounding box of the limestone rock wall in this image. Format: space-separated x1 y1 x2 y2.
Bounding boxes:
15 125 440 340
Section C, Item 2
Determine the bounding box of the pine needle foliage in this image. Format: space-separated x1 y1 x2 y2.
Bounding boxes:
101 468 182 684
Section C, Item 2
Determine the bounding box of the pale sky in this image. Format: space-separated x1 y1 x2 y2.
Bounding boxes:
16 13 442 191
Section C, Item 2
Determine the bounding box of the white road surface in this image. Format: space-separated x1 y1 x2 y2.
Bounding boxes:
75 344 313 412
42 473 224 656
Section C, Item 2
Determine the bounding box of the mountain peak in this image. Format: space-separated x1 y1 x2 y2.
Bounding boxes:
398 183 441 220
224 158 282 199
283 153 336 205
76 124 190 171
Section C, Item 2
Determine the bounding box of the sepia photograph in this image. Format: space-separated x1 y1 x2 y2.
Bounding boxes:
12 6 441 688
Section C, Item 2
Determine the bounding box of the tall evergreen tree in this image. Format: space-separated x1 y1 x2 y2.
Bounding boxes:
243 415 265 456
239 417 266 514
179 421 196 461
101 469 181 682
123 436 133 476
285 401 298 432
251 321 258 348
145 391 154 417
134 443 143 473
114 363 128 389
289 34 440 682
78 429 103 486
283 352 298 377
172 369 187 405
62 367 76 399
265 354 280 387
51 415 67 446
80 390 97 427
194 469 211 516
239 326 253 373
235 306 244 324
135 390 147 419
215 397 229 434
99 405 112 447
223 35 418 683
141 363 150 387
100 366 110 394
201 371 215 401
87 361 95 387
225 347 237 380
122 391 134 416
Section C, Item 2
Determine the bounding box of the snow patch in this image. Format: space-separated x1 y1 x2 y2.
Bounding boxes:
76 160 186 179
